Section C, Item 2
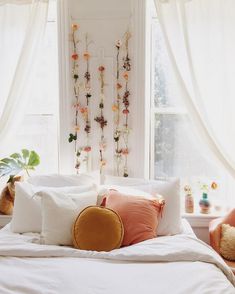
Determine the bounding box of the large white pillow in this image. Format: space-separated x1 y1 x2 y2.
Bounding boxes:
11 182 96 233
27 173 99 187
39 190 97 246
104 175 181 236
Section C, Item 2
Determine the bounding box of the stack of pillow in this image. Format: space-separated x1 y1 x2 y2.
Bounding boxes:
10 174 181 252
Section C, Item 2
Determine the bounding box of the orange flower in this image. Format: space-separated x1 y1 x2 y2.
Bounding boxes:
112 104 119 112
211 182 218 190
71 53 79 60
98 65 105 72
117 83 122 90
123 72 129 80
83 52 91 60
122 148 129 155
72 24 79 31
80 107 88 114
74 125 80 131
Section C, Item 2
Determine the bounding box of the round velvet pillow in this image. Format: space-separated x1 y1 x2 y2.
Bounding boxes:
73 206 124 252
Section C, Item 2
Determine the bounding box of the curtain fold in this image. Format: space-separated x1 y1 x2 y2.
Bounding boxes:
0 0 48 154
154 0 235 180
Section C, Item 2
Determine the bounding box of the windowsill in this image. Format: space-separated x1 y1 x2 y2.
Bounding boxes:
182 211 225 227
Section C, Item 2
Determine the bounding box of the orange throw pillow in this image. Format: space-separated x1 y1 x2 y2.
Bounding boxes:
101 190 165 246
73 206 124 252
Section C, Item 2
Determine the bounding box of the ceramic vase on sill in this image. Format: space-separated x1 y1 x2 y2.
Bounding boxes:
199 192 211 214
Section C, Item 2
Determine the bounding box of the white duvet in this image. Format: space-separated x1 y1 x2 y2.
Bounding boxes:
0 221 234 294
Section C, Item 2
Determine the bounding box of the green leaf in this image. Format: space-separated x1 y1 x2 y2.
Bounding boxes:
10 153 22 160
22 149 30 160
27 151 40 167
0 149 40 179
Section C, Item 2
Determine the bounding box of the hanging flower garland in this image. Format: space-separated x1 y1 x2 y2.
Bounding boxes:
68 23 82 172
82 33 92 169
95 66 107 174
121 31 131 177
113 40 123 176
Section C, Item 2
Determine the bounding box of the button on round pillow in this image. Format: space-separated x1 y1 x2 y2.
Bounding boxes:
73 206 124 252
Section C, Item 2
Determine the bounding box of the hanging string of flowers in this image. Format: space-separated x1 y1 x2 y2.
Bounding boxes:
82 33 92 170
68 23 82 172
95 66 107 174
113 40 123 176
121 31 131 177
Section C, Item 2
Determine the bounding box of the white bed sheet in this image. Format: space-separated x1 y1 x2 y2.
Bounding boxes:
0 220 234 294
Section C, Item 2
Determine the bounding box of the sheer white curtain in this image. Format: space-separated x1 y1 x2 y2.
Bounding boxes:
154 0 235 189
0 0 48 155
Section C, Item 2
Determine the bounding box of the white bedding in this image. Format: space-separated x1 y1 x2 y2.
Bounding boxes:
0 220 234 294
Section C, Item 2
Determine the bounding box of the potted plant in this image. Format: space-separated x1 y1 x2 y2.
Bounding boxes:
0 149 40 182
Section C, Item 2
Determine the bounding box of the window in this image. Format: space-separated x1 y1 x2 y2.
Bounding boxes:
2 1 59 174
148 0 228 212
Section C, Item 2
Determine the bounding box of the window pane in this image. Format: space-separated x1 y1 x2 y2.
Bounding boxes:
154 113 221 178
152 19 183 108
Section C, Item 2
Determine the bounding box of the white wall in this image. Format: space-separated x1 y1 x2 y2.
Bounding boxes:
57 0 148 178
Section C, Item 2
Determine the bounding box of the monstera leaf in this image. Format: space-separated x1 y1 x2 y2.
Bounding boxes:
0 149 40 180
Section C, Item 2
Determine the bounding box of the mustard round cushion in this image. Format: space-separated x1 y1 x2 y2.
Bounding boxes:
72 206 124 252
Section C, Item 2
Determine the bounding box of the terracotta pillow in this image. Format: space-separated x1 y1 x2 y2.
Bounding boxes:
73 206 124 252
101 190 165 246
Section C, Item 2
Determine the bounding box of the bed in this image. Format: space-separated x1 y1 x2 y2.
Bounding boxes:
0 219 234 294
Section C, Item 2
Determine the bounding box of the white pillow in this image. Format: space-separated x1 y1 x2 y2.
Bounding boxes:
39 190 97 246
104 175 181 235
11 182 96 233
27 173 99 187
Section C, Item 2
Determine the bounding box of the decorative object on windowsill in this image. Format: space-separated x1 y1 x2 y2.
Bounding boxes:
113 39 123 176
95 65 107 175
121 30 131 178
68 23 82 172
198 181 217 214
0 149 40 215
184 185 194 213
199 192 211 214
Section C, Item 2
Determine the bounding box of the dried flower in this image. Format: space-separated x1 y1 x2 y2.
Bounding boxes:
83 146 91 152
211 182 218 190
80 107 88 114
84 71 91 81
83 52 90 60
84 124 91 134
112 104 119 112
98 65 105 72
116 40 122 49
94 115 107 129
68 133 77 143
73 103 80 109
74 125 80 131
123 72 129 80
73 74 79 80
71 53 79 60
72 24 79 31
99 139 107 151
122 148 129 155
123 109 129 115
117 83 122 90
100 160 106 167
